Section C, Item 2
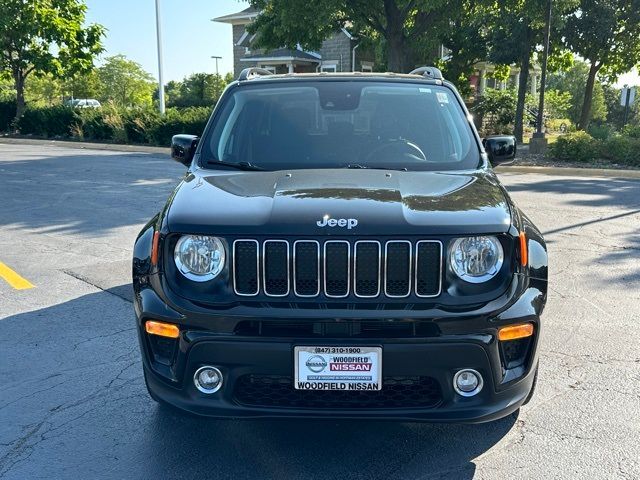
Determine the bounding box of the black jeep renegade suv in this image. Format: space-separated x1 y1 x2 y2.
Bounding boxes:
133 67 547 422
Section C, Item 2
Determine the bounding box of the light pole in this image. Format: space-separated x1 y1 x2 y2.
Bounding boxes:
530 0 552 153
211 56 222 77
155 0 166 114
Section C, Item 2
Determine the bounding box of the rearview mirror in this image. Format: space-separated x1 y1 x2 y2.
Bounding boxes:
171 134 199 167
483 136 516 166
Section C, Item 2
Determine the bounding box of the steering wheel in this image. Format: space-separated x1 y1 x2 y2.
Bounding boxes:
364 139 428 162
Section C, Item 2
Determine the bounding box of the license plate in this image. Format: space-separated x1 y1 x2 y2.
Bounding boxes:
294 346 382 390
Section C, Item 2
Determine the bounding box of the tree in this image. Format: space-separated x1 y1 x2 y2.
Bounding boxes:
63 70 102 100
97 55 155 108
248 0 458 72
166 73 234 108
561 0 640 129
547 61 607 125
436 1 492 94
0 0 104 121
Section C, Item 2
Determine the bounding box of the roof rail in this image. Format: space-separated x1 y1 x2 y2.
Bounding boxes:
408 66 443 81
238 67 275 81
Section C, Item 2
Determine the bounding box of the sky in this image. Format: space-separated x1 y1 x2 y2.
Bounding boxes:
84 0 638 88
84 0 249 82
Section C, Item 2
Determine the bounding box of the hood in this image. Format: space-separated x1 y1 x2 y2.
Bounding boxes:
166 168 512 236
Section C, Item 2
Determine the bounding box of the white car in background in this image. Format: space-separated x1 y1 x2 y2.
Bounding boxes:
65 98 101 108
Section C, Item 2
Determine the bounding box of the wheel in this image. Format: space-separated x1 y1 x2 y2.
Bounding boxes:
522 361 539 406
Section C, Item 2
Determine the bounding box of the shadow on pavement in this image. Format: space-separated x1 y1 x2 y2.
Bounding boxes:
0 150 184 235
0 288 518 480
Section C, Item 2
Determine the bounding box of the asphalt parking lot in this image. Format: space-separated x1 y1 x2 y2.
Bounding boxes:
1 141 639 479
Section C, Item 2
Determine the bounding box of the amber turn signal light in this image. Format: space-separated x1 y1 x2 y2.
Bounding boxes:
498 323 534 341
145 320 180 338
151 231 160 266
519 232 528 267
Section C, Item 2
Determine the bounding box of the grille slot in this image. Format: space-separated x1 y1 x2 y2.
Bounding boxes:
232 239 442 299
415 241 442 297
324 241 350 298
234 375 442 409
293 240 320 297
233 240 259 296
385 241 412 297
263 240 290 297
354 241 381 298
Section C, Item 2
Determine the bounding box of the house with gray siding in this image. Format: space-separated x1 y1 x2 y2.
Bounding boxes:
214 7 374 77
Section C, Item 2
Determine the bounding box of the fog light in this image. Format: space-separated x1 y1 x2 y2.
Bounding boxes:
194 366 223 394
453 369 483 397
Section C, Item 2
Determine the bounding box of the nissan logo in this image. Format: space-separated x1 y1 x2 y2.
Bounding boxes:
305 355 328 373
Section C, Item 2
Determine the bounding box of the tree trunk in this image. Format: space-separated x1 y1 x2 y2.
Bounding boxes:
13 70 27 127
578 62 600 130
387 35 406 72
514 32 532 144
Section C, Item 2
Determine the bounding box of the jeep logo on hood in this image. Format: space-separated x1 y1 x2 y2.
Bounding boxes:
317 215 358 229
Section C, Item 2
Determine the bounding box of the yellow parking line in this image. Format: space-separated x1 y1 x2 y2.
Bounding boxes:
0 261 34 290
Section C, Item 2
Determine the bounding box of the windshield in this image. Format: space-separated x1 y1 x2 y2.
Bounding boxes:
201 80 480 171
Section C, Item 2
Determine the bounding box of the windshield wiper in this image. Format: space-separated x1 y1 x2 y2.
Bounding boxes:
346 164 408 171
206 160 265 171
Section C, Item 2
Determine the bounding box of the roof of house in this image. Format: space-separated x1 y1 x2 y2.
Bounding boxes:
213 6 259 25
240 48 322 63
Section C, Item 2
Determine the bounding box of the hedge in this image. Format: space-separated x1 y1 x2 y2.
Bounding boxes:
4 102 212 147
548 130 640 167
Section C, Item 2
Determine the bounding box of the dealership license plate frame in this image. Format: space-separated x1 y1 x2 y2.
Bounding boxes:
294 346 382 391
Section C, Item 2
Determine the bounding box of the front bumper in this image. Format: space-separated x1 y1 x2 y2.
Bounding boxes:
140 331 539 423
135 276 545 423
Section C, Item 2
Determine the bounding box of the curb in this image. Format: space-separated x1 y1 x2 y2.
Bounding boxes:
495 164 640 180
0 137 169 155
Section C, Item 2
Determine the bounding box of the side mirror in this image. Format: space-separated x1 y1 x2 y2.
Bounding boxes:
483 135 517 166
171 134 199 167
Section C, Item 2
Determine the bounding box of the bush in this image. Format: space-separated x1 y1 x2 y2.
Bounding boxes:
600 135 640 167
587 123 615 141
547 118 574 133
0 100 15 132
547 131 598 162
621 124 640 139
16 105 76 137
146 107 211 146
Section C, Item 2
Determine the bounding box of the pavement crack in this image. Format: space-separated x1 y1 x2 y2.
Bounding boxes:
62 269 132 303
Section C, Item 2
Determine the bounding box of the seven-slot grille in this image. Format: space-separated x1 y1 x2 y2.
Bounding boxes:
233 239 442 299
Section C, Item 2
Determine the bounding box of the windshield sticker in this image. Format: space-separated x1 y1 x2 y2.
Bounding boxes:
436 92 449 103
419 88 432 93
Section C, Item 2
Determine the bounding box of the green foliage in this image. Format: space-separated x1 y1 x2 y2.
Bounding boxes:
547 118 574 133
587 123 615 141
248 0 459 72
548 131 598 162
544 89 572 119
12 102 211 146
15 105 76 137
0 99 14 130
547 129 640 166
472 88 517 134
600 134 640 166
0 0 104 119
471 88 535 135
166 73 233 108
560 0 640 128
97 55 155 108
547 61 607 124
144 107 211 146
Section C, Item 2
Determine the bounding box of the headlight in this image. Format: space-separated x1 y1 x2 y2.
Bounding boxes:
174 235 225 282
449 236 504 283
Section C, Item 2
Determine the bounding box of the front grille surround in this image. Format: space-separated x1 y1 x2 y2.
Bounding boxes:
233 238 443 299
